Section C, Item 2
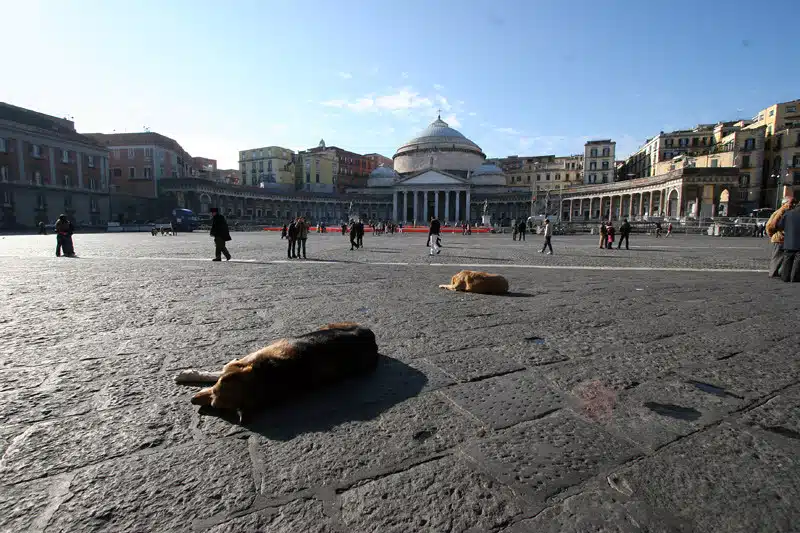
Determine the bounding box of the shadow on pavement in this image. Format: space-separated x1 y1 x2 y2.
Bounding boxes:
200 354 428 440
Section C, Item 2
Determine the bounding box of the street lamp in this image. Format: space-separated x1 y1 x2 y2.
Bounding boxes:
772 171 789 209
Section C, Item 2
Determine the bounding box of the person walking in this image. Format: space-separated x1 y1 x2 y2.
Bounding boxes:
55 214 75 257
606 223 615 249
427 216 442 255
666 222 673 237
617 218 631 250
598 222 607 249
286 218 298 258
296 217 309 259
776 200 800 282
209 207 232 261
512 218 518 241
539 218 553 254
654 221 662 237
38 221 47 235
517 220 526 241
349 220 359 250
280 224 287 239
766 197 797 277
356 219 365 248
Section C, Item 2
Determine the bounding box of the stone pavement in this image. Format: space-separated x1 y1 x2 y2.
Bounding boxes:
0 231 798 532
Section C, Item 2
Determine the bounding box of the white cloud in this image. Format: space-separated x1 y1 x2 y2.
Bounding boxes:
338 72 352 79
322 88 434 114
435 95 451 112
433 84 444 91
444 114 461 127
495 127 521 135
468 112 477 116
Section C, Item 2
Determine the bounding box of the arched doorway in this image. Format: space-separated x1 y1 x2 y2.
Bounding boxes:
718 189 730 217
667 190 679 217
199 193 211 214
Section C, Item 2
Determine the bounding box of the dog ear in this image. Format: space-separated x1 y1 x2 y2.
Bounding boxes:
191 387 214 406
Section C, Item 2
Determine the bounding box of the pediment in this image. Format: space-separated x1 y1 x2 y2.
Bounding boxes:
397 170 466 186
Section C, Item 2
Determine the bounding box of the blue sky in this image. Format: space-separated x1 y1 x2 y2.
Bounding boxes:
2 0 798 169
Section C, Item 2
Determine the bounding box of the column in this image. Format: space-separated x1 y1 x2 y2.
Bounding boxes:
444 190 450 223
648 192 654 217
568 199 573 221
434 190 439 218
455 190 461 222
638 193 644 218
465 190 471 221
392 191 398 221
423 190 428 221
413 191 418 223
403 191 408 223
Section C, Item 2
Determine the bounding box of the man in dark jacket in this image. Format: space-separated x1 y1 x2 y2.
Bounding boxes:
209 208 231 261
777 201 800 282
356 220 365 248
517 220 526 241
617 218 631 250
427 216 441 255
287 218 298 258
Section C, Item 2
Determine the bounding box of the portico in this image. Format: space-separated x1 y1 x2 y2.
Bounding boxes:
391 170 473 223
558 167 742 221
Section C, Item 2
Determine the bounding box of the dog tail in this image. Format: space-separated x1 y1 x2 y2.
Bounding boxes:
174 369 222 384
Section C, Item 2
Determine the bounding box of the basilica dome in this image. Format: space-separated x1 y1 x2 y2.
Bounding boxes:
393 115 486 175
366 164 399 187
470 163 506 186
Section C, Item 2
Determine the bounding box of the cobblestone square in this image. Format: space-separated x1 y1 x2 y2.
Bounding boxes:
1 231 798 532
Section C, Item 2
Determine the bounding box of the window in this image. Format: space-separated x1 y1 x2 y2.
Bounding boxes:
34 171 42 185
739 174 750 187
787 105 797 113
589 162 596 170
61 150 69 163
2 190 11 205
692 138 699 146
602 147 610 157
251 151 257 159
88 178 97 190
666 139 674 147
565 173 570 181
556 174 560 180
112 149 120 159
305 172 310 183
590 148 598 157
0 138 6 152
144 148 153 159
742 155 751 168
744 138 756 151
536 175 541 181
545 174 550 181
87 155 95 168
793 155 800 167
143 167 152 179
315 172 320 183
0 166 7 182
258 161 264 171
602 161 609 170
679 138 688 147
129 167 135 178
602 173 608 183
112 167 122 177
31 144 42 158
267 159 272 172
127 148 135 158
526 176 530 183
63 174 71 187
159 165 164 177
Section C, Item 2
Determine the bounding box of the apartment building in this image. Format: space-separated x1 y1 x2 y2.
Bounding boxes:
86 132 195 199
238 146 295 192
0 102 110 229
490 154 584 188
583 140 616 184
295 148 337 194
747 99 800 205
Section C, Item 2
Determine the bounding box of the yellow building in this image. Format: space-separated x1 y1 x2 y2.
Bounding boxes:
491 154 584 188
746 99 800 205
296 149 336 194
238 146 296 192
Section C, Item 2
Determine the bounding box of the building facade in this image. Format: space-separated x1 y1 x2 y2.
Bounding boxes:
86 132 195 199
0 102 110 229
583 140 616 184
238 146 295 191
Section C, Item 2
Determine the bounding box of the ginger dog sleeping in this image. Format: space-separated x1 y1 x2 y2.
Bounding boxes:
175 323 378 421
439 270 509 295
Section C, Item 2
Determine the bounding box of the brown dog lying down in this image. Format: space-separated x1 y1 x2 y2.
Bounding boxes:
175 323 378 421
439 270 509 295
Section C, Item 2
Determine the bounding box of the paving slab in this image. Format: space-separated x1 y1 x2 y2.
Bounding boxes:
0 233 798 532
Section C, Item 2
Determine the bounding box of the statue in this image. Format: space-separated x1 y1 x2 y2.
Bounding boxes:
482 199 489 216
348 201 354 215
